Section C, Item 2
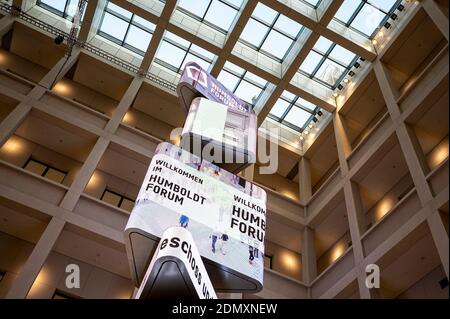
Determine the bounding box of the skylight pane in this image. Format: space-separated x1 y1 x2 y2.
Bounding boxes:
329 45 356 66
190 44 215 60
100 12 129 41
300 51 323 75
369 0 398 12
301 0 321 7
227 0 244 7
204 0 238 31
296 98 317 111
181 54 211 72
165 32 191 48
224 61 245 76
351 3 385 36
282 91 297 101
178 0 210 17
234 81 262 105
274 15 303 38
40 0 66 12
253 3 278 24
156 41 187 69
67 0 85 18
314 36 333 54
125 25 152 52
284 107 311 128
240 19 269 47
245 72 267 87
217 71 240 91
261 30 293 60
132 15 156 31
334 0 362 23
107 2 133 19
270 99 290 118
315 59 345 85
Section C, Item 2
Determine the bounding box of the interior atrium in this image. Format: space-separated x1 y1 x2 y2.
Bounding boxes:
0 0 448 299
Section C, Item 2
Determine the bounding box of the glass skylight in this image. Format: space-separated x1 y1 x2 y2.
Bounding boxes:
176 0 243 34
154 32 216 74
98 2 155 55
217 61 269 107
298 0 323 9
239 3 305 61
37 0 87 21
269 91 320 132
333 0 401 38
299 36 358 89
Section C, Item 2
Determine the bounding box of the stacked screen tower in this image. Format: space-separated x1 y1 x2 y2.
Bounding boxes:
125 62 267 299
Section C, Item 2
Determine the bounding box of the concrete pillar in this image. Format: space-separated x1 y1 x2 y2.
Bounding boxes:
0 15 14 39
343 181 366 261
59 137 110 211
77 0 101 43
105 76 144 133
302 227 317 284
373 60 401 118
333 112 352 174
299 157 312 202
427 211 449 278
422 0 449 41
38 48 81 90
6 217 65 299
0 104 31 146
343 180 371 298
375 59 434 205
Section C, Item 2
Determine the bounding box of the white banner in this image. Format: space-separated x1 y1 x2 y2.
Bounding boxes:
136 227 217 299
125 142 267 291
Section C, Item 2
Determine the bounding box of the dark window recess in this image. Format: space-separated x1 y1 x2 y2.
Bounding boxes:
439 277 449 289
101 188 135 212
23 158 67 184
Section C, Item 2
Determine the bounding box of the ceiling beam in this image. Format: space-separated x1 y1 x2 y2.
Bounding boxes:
77 0 102 43
139 0 178 74
210 0 258 77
